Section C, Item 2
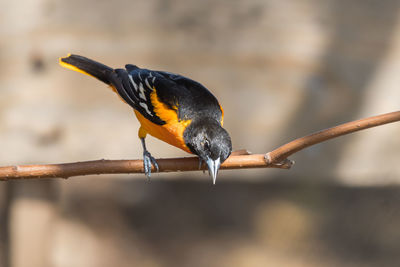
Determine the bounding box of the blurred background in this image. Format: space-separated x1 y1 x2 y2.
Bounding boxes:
1 0 400 266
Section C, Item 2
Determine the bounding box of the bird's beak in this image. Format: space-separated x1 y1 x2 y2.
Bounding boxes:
206 157 221 185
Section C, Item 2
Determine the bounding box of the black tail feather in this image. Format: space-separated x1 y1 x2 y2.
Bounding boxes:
59 54 113 84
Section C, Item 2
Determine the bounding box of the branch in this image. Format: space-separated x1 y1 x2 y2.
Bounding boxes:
266 111 400 163
1 111 400 180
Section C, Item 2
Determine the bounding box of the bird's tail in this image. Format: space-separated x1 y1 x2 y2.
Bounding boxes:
59 54 113 84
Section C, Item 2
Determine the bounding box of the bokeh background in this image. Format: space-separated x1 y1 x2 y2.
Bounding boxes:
1 0 400 266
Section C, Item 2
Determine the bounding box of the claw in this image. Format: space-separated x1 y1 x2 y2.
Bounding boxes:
198 158 206 174
150 154 159 172
143 150 158 180
140 137 158 181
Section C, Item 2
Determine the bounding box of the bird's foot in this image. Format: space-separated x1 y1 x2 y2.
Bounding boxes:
198 158 206 174
143 150 159 180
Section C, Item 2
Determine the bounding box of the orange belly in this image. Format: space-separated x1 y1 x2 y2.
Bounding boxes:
134 110 192 154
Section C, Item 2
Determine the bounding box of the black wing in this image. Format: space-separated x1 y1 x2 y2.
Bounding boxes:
152 70 223 123
108 65 165 125
108 64 223 125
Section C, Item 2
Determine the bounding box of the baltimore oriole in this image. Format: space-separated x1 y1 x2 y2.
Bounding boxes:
59 54 232 183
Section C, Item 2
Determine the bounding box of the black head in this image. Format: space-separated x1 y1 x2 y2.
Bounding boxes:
183 118 232 184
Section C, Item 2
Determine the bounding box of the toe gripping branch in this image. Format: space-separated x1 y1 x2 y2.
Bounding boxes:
143 150 159 179
141 138 159 179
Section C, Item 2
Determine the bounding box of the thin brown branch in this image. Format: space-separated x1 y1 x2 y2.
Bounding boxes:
266 111 400 164
0 155 281 180
1 111 400 180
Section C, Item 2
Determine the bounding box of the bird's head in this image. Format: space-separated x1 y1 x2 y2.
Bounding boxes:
184 118 232 184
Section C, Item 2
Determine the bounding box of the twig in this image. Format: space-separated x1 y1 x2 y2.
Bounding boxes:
1 111 399 180
266 111 400 163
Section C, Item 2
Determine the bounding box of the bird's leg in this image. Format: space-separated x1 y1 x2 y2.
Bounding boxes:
198 158 206 174
140 137 159 180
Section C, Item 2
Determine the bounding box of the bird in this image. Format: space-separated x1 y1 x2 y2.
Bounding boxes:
59 54 232 184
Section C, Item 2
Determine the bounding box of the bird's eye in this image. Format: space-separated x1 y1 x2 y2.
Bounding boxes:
204 139 210 150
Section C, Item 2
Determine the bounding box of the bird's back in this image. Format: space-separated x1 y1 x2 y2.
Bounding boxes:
124 65 224 126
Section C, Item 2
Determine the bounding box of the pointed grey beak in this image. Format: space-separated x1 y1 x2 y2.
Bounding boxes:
206 157 221 184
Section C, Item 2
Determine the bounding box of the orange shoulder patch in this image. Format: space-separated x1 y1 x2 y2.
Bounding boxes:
150 90 179 123
134 90 192 153
219 104 224 126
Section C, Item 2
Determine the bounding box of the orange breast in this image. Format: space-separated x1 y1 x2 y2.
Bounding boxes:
134 110 193 154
